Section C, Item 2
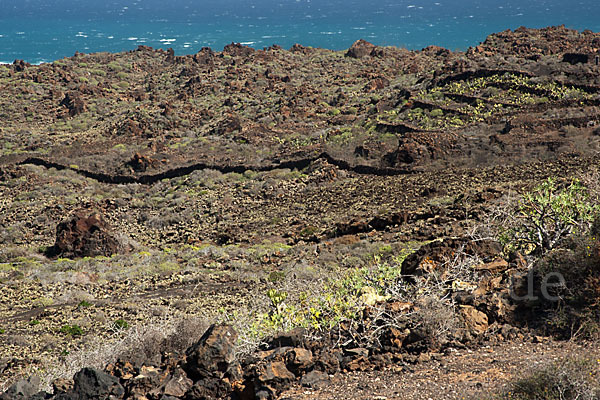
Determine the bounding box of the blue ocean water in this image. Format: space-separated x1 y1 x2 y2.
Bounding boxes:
0 0 599 64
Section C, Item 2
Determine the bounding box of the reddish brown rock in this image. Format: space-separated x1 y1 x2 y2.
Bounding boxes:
127 153 159 172
223 42 255 58
60 91 87 117
460 305 489 335
161 368 192 398
346 39 377 58
46 210 122 259
364 76 390 92
254 361 296 396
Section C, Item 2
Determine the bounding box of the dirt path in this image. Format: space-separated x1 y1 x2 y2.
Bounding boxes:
280 340 600 399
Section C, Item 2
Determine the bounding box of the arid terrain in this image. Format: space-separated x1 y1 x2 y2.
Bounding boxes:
2 25 600 399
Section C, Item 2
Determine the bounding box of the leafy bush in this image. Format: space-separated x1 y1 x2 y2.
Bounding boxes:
233 244 469 350
497 178 599 257
112 319 129 330
60 324 84 336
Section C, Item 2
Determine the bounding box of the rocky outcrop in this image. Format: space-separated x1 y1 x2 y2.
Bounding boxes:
223 43 255 58
182 324 239 383
345 39 378 58
59 91 86 117
71 368 125 399
401 238 502 276
126 153 159 172
45 211 123 259
12 59 30 72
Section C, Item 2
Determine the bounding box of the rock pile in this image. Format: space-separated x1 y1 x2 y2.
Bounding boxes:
2 325 339 400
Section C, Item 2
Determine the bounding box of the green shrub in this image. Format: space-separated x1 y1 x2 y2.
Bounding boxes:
77 300 92 308
90 69 107 77
498 178 600 256
113 319 129 330
60 324 84 336
107 61 123 71
430 108 444 118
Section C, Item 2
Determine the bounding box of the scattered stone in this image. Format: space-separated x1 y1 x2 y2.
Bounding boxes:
300 370 329 389
127 153 159 172
12 59 30 72
184 377 231 400
222 42 255 58
254 361 295 394
52 378 74 394
402 238 502 276
126 366 164 398
0 376 40 400
284 348 313 376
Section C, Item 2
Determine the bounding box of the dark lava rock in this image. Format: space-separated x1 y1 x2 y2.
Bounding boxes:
184 378 231 400
253 361 295 395
60 91 87 117
283 348 313 376
402 237 502 276
267 328 306 348
289 43 312 54
161 368 193 398
45 210 122 259
183 324 238 381
12 59 30 72
71 367 125 399
562 52 591 64
125 366 165 398
313 349 342 374
192 47 215 65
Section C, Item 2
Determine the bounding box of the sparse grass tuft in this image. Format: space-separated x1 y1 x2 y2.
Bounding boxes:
492 358 600 400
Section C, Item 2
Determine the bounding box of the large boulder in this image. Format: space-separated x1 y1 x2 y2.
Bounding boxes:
71 368 124 399
345 39 377 58
45 210 122 259
182 324 238 381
